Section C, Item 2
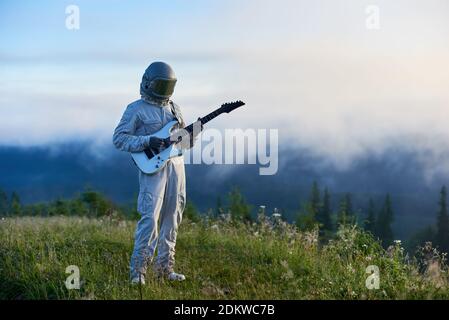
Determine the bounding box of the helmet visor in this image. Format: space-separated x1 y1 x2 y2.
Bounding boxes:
150 78 177 98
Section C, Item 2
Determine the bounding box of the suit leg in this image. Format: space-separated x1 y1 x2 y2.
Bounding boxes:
154 160 186 274
130 192 164 279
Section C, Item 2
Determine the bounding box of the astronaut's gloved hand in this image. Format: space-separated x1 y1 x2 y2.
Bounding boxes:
194 118 204 133
190 118 203 146
149 136 166 151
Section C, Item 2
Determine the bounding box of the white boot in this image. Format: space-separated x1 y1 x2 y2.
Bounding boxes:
131 274 146 285
167 272 186 281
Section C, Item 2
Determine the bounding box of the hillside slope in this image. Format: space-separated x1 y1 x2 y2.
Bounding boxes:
0 216 447 300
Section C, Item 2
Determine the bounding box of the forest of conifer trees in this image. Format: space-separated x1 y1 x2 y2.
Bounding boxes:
0 183 448 255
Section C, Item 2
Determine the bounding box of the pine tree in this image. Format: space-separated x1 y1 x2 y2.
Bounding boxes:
296 203 318 232
345 193 354 218
228 187 252 222
10 192 22 216
69 198 88 216
216 196 223 217
52 199 70 216
337 197 346 225
376 194 394 247
337 193 355 225
81 189 114 217
184 202 200 222
316 187 332 232
436 186 449 253
364 198 376 234
309 181 321 217
0 188 8 216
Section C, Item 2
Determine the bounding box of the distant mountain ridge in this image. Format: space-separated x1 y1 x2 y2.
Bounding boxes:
0 142 446 239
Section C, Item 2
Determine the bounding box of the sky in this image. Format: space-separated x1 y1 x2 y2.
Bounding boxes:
1 0 449 178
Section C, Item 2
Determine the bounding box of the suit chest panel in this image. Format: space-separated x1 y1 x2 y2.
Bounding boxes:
135 105 175 136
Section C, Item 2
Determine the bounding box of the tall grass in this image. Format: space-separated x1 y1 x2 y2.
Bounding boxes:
0 216 447 300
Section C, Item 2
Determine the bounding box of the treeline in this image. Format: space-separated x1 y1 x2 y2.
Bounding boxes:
408 186 449 254
1 184 448 253
293 181 449 253
0 188 135 218
182 187 252 223
0 186 251 222
293 181 395 246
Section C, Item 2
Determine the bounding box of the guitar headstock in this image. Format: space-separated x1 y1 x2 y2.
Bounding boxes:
220 100 245 113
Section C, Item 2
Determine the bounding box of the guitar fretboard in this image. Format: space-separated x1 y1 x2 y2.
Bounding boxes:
185 108 222 133
201 109 222 124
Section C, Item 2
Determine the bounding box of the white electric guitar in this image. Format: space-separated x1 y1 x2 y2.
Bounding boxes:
131 100 245 174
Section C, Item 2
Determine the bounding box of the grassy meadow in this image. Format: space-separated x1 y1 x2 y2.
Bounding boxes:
0 215 448 300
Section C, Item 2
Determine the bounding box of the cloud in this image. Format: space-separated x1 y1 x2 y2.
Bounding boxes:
1 0 449 178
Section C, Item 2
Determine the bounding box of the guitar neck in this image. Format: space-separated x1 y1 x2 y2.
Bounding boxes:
200 108 223 125
184 107 223 133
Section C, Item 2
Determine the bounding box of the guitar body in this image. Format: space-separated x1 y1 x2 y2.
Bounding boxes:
130 100 245 175
131 120 183 175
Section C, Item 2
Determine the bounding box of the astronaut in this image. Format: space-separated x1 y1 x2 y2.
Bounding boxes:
113 61 201 284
